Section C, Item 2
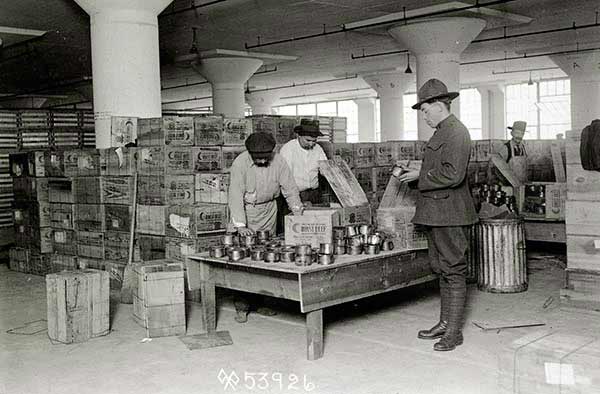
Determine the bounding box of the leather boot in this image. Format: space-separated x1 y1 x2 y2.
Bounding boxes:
434 286 466 351
418 280 449 340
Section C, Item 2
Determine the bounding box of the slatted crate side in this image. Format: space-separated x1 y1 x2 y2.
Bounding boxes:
82 128 96 148
20 111 51 129
0 112 18 129
81 112 95 129
51 111 80 128
76 230 105 259
52 128 81 149
0 151 13 227
20 128 51 150
0 129 18 150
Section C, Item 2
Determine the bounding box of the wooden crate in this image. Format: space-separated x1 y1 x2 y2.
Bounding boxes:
566 164 600 201
136 205 166 236
9 247 29 272
27 150 47 177
318 159 369 207
137 175 195 206
331 204 372 226
192 146 223 172
100 147 136 176
137 117 163 146
8 152 30 177
78 257 126 290
46 269 110 343
63 149 101 177
48 179 73 203
352 167 373 194
193 115 224 146
223 118 252 146
132 260 186 338
194 173 229 204
49 203 74 229
49 254 78 273
45 151 65 177
110 116 137 147
565 200 600 237
100 176 134 205
165 204 195 238
165 146 194 175
333 143 354 168
193 203 229 234
52 229 77 255
160 116 195 146
390 141 418 162
72 177 101 204
284 209 336 248
372 166 392 193
135 234 166 261
136 146 165 175
352 143 375 168
76 230 105 259
74 204 105 232
104 204 133 233
104 231 130 261
566 234 600 271
518 182 566 220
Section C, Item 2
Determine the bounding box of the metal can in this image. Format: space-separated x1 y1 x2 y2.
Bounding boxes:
365 244 380 255
256 230 270 242
318 253 335 265
381 240 394 251
263 250 280 263
319 243 334 255
280 250 296 263
295 244 312 256
221 234 237 246
209 246 226 258
227 247 245 262
347 245 363 255
295 254 312 266
250 248 264 261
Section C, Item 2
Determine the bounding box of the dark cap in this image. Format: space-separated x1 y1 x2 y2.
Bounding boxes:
294 118 323 137
412 78 459 110
245 132 276 154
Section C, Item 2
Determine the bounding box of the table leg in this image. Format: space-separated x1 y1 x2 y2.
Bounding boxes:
306 309 323 360
200 263 216 333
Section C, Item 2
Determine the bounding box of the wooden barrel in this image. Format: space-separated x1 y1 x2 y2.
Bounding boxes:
465 225 478 284
476 217 527 293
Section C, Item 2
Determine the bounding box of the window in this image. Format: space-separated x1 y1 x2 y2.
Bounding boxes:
403 93 418 140
317 102 337 117
506 78 570 139
375 99 380 142
460 88 483 140
297 104 316 116
273 105 296 116
337 100 358 142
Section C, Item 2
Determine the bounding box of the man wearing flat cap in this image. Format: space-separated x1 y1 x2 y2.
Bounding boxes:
229 131 303 237
280 118 328 205
228 132 303 322
497 120 528 183
397 78 477 351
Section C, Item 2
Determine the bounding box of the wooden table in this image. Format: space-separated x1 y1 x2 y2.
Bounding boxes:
186 249 435 360
523 218 566 243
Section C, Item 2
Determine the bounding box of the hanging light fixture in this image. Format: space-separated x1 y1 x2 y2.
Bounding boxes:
189 27 199 54
404 53 412 74
527 71 534 85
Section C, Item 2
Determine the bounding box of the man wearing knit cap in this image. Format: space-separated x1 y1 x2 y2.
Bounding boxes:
396 78 478 351
229 131 304 237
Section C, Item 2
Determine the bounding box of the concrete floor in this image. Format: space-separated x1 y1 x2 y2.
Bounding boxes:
1 247 599 394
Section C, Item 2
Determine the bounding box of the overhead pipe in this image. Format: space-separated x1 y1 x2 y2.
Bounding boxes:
245 0 517 49
460 46 600 65
351 18 600 60
491 66 559 75
248 74 358 93
281 87 372 100
161 95 213 105
159 0 227 18
0 76 93 102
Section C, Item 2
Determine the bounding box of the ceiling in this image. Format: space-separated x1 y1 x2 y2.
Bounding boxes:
0 0 598 110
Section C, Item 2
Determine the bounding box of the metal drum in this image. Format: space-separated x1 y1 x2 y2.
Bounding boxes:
476 217 527 293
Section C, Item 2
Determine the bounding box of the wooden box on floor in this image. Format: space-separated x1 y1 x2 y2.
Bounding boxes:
46 269 110 344
132 260 186 338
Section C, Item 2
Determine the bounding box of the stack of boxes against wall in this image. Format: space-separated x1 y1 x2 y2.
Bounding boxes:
561 130 600 309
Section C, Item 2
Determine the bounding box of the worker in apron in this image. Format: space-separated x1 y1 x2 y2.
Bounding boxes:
228 131 303 322
499 121 528 183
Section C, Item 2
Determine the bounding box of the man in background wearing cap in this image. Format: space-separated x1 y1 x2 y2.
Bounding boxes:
277 119 328 231
497 120 528 183
397 78 478 351
228 131 303 322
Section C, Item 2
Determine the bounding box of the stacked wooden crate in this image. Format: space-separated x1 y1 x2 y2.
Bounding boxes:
561 130 600 310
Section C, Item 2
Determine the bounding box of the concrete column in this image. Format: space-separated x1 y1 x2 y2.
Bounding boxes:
74 0 172 148
389 17 486 141
193 57 263 118
353 98 377 142
551 52 600 132
245 90 281 115
362 72 412 141
477 85 506 139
